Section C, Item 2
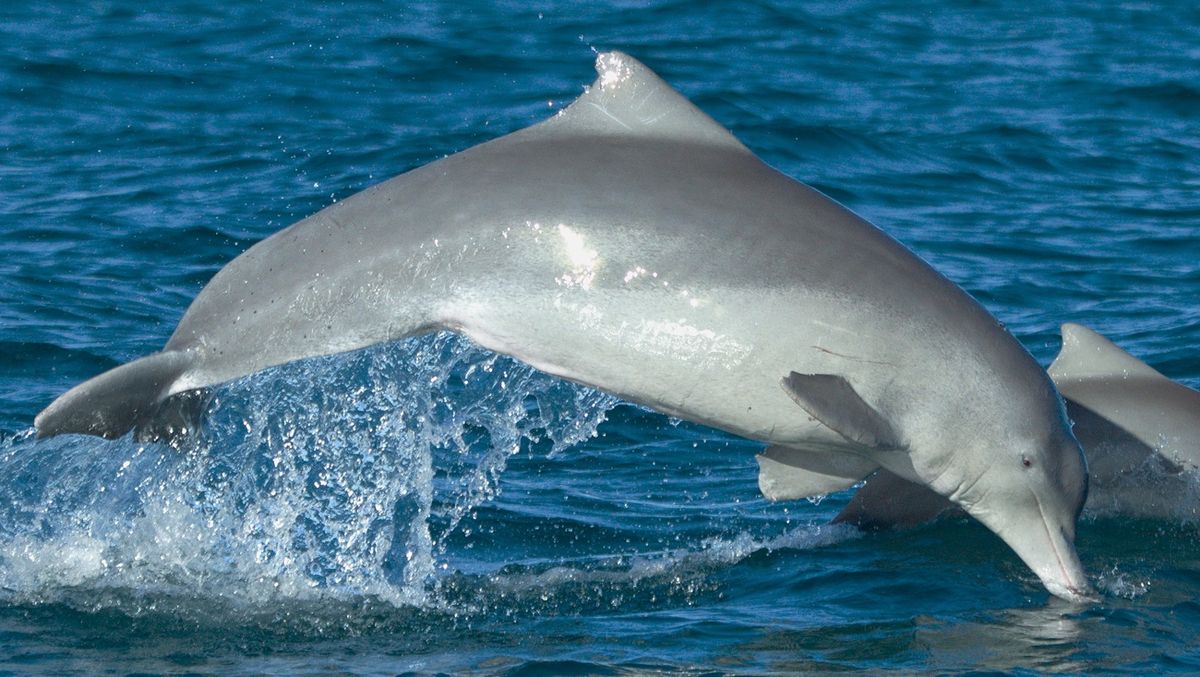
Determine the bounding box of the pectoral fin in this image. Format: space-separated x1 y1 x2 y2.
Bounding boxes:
756 444 878 501
781 372 901 449
833 469 957 529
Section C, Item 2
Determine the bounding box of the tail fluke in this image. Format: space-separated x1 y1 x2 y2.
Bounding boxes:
35 350 196 440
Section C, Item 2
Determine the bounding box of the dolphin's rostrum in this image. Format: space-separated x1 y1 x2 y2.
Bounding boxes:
35 52 1092 601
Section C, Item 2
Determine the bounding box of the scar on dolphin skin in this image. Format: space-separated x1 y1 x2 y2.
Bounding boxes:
811 345 894 367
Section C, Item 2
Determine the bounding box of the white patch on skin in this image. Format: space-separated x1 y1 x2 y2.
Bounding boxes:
632 318 751 371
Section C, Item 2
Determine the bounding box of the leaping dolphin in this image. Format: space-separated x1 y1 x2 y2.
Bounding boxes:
34 52 1092 600
839 322 1200 525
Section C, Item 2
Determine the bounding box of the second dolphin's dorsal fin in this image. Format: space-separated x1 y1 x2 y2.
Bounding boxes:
1048 323 1166 382
532 51 750 153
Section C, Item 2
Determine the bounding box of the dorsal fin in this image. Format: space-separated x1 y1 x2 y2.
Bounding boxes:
1048 322 1165 382
531 51 749 152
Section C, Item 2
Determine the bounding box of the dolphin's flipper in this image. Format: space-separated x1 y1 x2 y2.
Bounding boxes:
34 350 195 439
781 372 901 449
833 469 957 528
755 444 878 500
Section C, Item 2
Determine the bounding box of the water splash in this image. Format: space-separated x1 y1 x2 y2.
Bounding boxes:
0 333 618 615
1096 566 1153 600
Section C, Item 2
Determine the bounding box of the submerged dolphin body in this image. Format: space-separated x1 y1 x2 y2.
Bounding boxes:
35 52 1091 600
839 323 1200 525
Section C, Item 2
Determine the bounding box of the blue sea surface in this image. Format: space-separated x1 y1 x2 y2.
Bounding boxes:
2 1 1200 674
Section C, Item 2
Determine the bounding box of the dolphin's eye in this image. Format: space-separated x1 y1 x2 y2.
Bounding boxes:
1021 456 1033 468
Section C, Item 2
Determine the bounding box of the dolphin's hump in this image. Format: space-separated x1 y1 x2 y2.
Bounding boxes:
1049 322 1165 383
522 51 751 154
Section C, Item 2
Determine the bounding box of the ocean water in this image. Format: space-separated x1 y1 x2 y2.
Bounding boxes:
2 1 1199 674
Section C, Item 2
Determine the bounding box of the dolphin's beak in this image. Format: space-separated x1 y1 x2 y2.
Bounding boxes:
974 491 1094 603
1015 521 1094 603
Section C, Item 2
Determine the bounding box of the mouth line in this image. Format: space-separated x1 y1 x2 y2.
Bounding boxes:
1032 490 1079 594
